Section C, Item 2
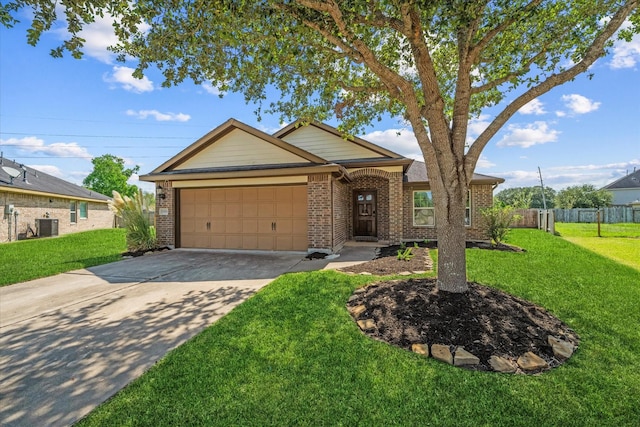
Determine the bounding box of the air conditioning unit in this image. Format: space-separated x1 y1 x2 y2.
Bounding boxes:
36 218 59 237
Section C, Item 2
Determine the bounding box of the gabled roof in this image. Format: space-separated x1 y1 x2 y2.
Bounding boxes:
0 157 110 202
146 118 327 176
602 169 640 190
274 120 405 160
405 160 505 185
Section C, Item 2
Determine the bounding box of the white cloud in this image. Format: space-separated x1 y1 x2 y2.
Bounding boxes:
104 66 154 93
555 111 566 118
496 121 560 148
519 99 546 115
126 109 191 122
78 14 120 64
1 136 92 159
496 160 640 190
561 94 601 114
610 20 640 69
466 114 492 145
476 156 496 169
363 128 423 160
26 164 65 178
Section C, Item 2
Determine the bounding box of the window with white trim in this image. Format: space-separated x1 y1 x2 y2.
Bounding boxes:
70 201 77 223
413 190 472 227
79 201 88 219
413 191 435 226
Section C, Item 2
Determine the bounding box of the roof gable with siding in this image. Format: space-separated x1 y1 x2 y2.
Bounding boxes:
275 122 403 161
174 128 315 170
151 119 327 173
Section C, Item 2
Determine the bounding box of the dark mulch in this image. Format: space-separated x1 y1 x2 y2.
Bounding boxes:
122 246 171 257
340 246 433 275
348 278 579 373
342 242 577 373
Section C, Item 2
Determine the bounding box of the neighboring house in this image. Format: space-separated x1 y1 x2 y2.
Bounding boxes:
602 168 640 205
0 157 114 242
140 119 504 253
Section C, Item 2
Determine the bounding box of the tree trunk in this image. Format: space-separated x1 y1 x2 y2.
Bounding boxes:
433 180 469 293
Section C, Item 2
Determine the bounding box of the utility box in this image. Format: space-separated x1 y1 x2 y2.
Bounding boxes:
36 218 59 237
4 204 14 215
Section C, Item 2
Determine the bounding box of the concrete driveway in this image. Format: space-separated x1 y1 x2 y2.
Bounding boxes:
0 247 375 427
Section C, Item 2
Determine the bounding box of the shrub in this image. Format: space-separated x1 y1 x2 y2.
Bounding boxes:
481 204 521 246
109 189 157 252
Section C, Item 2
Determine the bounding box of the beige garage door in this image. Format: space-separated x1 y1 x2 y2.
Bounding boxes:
180 185 308 251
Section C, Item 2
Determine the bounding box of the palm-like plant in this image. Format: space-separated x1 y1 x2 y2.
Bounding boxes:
109 189 157 252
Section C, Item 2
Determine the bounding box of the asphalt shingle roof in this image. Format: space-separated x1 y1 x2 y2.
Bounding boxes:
602 169 640 190
405 160 505 184
0 157 110 202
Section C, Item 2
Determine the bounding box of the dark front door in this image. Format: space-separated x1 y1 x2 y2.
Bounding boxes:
354 191 377 239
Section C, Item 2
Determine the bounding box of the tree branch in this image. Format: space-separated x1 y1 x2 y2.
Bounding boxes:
464 0 638 177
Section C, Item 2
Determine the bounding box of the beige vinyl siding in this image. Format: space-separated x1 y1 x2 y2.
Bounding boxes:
175 129 311 170
281 125 384 161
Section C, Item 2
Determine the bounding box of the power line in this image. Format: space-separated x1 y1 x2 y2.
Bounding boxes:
0 131 194 140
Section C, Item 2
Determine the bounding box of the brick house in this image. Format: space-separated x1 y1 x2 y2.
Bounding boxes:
141 119 504 253
1 157 114 242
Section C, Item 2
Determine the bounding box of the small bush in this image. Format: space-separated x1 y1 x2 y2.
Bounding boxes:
481 204 521 246
109 189 157 252
397 246 414 261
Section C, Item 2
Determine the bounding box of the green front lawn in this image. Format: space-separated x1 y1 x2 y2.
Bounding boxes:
78 229 640 426
555 222 640 271
0 228 126 286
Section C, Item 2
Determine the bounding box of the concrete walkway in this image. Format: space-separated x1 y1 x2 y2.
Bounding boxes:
0 247 375 426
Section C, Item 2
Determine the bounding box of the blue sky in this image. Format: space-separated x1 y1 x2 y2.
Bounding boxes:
1 13 639 195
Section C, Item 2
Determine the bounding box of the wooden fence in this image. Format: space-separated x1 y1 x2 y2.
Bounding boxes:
511 207 640 229
553 207 640 223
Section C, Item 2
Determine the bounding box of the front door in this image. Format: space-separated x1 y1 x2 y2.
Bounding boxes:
353 191 377 239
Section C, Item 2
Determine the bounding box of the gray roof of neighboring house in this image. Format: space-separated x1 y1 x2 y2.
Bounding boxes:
602 169 640 190
405 160 505 184
0 157 110 202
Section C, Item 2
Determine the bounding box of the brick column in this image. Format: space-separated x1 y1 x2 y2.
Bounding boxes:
307 174 332 252
155 181 175 247
388 172 404 244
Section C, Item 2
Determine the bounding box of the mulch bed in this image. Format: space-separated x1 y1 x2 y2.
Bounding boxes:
340 246 432 275
342 242 578 373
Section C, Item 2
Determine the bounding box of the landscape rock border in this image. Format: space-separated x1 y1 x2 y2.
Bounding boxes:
347 279 579 374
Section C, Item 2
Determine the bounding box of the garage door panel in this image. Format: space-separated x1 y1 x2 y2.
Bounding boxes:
225 219 242 234
225 235 242 249
211 204 226 218
210 189 225 202
243 219 258 233
225 189 241 202
243 202 258 217
292 219 307 234
226 203 242 218
276 219 292 234
258 203 275 217
292 202 307 217
242 235 258 249
211 219 226 234
180 185 308 251
276 203 292 217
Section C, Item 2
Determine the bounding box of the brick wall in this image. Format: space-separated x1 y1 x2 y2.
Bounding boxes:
332 178 350 250
154 181 175 247
388 171 404 244
0 191 114 243
402 184 495 242
307 174 333 251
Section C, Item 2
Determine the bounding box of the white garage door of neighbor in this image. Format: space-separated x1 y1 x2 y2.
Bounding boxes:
180 185 308 251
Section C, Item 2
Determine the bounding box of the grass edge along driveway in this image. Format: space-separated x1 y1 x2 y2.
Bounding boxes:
78 229 640 427
0 229 126 287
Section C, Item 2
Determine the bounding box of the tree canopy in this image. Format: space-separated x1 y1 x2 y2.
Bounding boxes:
83 154 140 198
4 0 637 292
555 184 613 208
495 186 557 209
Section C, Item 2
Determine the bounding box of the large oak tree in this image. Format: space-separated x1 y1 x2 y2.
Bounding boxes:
3 0 637 292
